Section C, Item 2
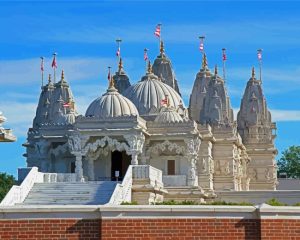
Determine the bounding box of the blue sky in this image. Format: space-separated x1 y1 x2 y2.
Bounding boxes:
0 1 300 176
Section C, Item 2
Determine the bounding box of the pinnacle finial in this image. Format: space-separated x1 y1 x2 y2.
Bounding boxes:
147 60 152 74
61 70 65 82
202 53 208 69
214 65 218 75
160 40 165 56
48 74 52 83
107 66 115 89
118 58 123 72
108 75 115 89
252 67 255 78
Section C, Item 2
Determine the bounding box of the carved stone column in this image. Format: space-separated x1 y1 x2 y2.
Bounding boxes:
74 152 84 182
124 133 145 165
68 133 84 182
185 137 201 187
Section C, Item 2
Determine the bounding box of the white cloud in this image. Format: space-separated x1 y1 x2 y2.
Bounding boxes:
233 108 300 122
0 102 36 137
271 109 300 122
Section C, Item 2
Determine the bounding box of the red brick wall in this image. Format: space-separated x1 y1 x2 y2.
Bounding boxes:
261 219 300 240
1 218 300 240
101 218 261 240
0 219 100 240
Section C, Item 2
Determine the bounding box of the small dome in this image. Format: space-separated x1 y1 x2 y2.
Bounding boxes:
0 112 6 125
123 63 184 116
154 107 183 124
85 83 139 118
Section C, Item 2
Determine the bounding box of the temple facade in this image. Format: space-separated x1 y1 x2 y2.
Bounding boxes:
21 42 278 204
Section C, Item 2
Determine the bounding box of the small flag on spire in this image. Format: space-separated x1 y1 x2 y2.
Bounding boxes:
154 24 161 38
257 49 262 61
63 102 71 108
51 53 57 69
199 36 205 53
144 48 148 61
40 57 44 72
160 95 169 106
199 42 204 52
116 38 122 57
116 46 120 57
222 48 227 61
107 66 111 80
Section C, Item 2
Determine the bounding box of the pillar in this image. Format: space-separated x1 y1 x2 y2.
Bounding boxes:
74 152 84 182
131 151 138 165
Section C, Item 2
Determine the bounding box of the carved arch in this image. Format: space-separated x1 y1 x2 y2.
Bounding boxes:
83 136 130 155
147 140 186 156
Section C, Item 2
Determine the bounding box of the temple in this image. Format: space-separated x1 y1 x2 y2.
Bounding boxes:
1 42 278 206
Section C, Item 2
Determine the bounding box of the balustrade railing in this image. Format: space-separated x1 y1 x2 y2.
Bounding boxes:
0 167 43 206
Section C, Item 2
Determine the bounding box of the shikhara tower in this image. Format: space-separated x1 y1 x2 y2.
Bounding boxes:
237 68 277 190
20 39 277 206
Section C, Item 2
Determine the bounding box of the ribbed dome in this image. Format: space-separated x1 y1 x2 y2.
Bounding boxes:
85 86 139 118
154 107 183 123
123 71 184 116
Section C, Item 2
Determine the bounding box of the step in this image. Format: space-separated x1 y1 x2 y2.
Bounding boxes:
21 181 117 205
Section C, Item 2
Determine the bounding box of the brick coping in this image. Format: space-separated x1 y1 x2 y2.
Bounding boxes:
0 204 300 220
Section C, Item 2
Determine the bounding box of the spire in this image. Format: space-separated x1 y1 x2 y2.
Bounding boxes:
108 67 115 90
118 58 123 72
160 40 165 56
202 53 208 70
109 76 115 89
48 74 52 84
214 65 218 76
147 60 152 74
61 70 65 82
252 67 255 79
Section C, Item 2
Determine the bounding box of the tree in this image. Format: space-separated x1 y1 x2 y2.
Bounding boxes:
277 146 300 178
0 173 15 202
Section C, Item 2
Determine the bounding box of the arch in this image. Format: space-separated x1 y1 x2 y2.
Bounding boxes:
83 136 130 155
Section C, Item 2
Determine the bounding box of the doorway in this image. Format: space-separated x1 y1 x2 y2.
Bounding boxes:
111 151 131 181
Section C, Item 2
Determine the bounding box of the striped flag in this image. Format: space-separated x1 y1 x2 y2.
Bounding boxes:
63 102 71 108
51 54 57 68
40 57 44 72
257 50 262 61
160 96 169 106
144 50 148 61
222 49 227 61
199 42 204 52
116 46 120 57
154 24 161 38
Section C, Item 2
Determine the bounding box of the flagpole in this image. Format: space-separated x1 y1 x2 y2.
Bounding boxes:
222 48 226 81
116 38 122 63
158 23 162 52
257 49 263 82
40 57 44 87
144 48 148 72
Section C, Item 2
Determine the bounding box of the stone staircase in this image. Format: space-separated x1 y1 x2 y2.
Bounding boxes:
21 181 117 205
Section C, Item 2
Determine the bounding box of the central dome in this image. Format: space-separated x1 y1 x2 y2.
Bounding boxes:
86 82 139 118
123 64 184 116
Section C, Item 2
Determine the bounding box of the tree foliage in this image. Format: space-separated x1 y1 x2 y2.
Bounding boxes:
277 146 300 178
0 172 15 202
